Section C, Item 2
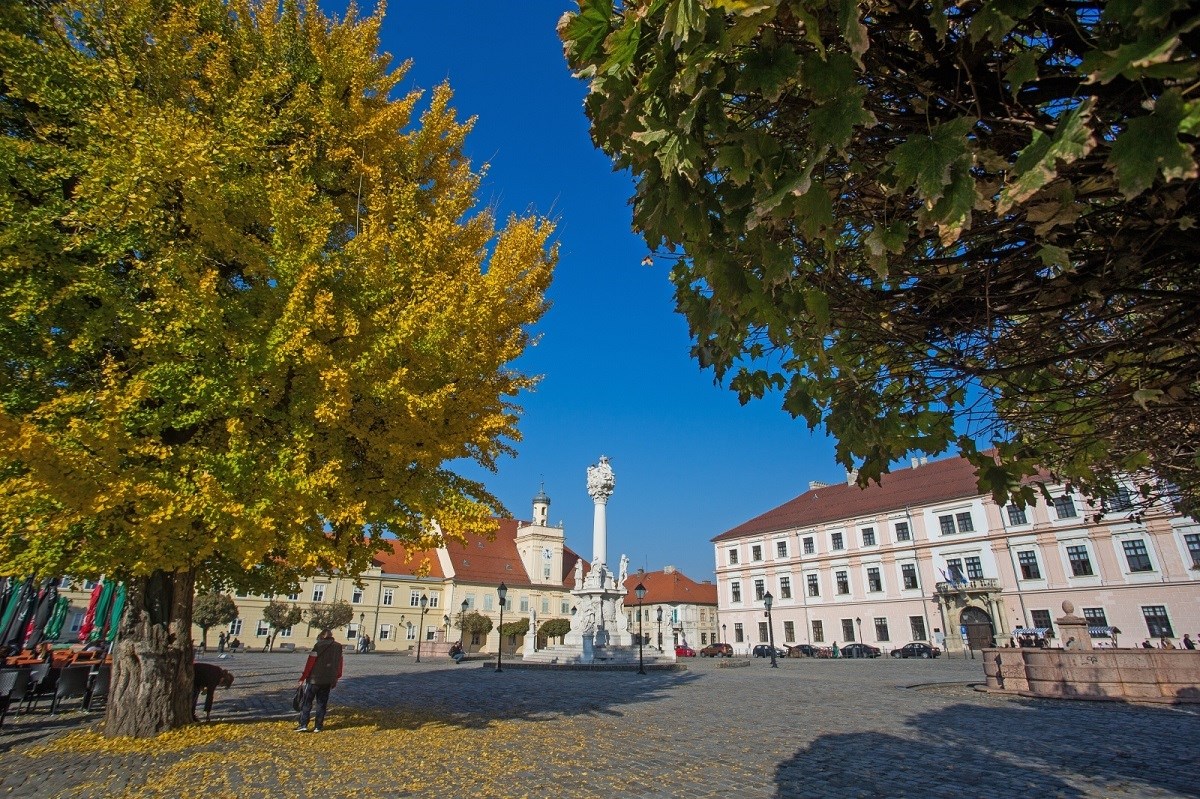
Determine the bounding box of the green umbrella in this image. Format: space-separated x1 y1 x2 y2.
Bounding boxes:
87 580 115 643
0 578 24 640
43 596 70 640
105 583 127 643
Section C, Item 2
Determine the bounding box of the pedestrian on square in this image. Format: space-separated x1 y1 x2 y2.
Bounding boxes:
1183 634 1196 650
1159 636 1175 649
218 631 227 653
295 628 343 733
192 662 234 722
831 642 840 659
1141 639 1153 649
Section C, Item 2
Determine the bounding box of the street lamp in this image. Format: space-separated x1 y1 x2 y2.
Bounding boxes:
764 591 778 668
460 600 468 644
855 616 863 657
443 614 450 643
722 623 726 645
415 594 429 663
496 583 508 672
656 606 663 652
359 612 366 654
635 582 647 674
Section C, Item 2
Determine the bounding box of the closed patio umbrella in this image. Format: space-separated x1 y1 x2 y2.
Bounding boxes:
104 583 126 643
86 580 115 643
23 579 60 649
1 578 38 650
78 580 104 641
0 577 24 642
43 596 70 641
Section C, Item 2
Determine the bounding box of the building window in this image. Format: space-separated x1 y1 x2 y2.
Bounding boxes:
731 581 742 603
1018 551 1041 580
428 593 440 609
965 556 983 580
779 576 792 599
806 574 820 597
311 585 326 603
256 620 269 637
541 598 550 614
783 621 795 642
836 571 849 595
544 565 552 579
471 632 481 645
758 621 769 642
1122 540 1154 572
483 595 493 611
700 632 708 645
901 563 918 589
286 591 300 601
728 548 739 565
1082 607 1108 628
228 619 243 636
939 515 956 535
867 567 882 592
831 532 844 550
754 579 766 601
751 545 763 561
895 521 911 541
803 537 815 555
956 512 974 533
379 624 393 641
812 620 825 642
1142 606 1173 638
1031 609 1053 635
910 616 927 641
874 617 890 642
1053 494 1078 519
352 587 364 604
382 588 394 606
776 540 788 558
82 580 97 591
862 528 876 546
1006 505 1028 525
1184 533 1200 569
561 600 571 614
946 558 965 583
842 619 855 641
734 623 744 643
1105 487 1133 512
1067 545 1094 576
519 595 529 613
465 594 476 610
406 624 417 641
409 590 423 607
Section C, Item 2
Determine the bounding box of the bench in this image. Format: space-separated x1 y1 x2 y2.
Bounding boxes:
276 643 296 653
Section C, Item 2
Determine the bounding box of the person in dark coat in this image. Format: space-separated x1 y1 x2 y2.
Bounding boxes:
295 628 343 732
193 662 235 722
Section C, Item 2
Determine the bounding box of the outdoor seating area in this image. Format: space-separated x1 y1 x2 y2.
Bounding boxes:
0 661 111 727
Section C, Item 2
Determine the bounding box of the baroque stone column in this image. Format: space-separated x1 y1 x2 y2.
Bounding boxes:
587 455 615 567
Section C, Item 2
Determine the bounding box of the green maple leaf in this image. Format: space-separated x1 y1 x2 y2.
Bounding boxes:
888 117 977 205
1108 89 1198 198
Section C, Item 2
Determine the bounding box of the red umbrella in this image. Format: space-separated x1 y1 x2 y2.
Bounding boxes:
78 580 104 641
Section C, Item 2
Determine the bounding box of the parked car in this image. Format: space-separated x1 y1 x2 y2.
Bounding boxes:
787 644 820 658
751 644 788 658
890 642 941 659
675 644 697 657
840 643 882 659
700 642 733 657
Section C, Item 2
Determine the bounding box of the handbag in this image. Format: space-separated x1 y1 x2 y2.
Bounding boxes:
291 682 308 712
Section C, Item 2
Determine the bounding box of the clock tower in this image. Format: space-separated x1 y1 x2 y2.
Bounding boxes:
515 483 564 585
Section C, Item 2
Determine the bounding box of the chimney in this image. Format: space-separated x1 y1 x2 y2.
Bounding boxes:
911 457 919 469
846 468 859 486
921 456 928 466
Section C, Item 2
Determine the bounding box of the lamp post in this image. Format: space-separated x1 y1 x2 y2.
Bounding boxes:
415 594 429 663
443 614 450 643
722 623 726 645
496 583 508 672
656 606 663 652
635 582 647 674
855 616 863 658
460 600 468 644
359 612 366 654
764 590 778 668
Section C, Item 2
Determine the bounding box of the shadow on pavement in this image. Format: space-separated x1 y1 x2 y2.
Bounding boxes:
774 698 1200 799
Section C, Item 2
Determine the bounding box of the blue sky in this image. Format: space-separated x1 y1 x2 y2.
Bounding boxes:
371 3 844 579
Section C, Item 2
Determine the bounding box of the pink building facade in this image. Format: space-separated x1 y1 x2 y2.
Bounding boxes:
712 455 1200 656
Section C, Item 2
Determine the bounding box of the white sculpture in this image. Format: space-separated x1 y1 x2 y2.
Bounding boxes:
586 455 615 503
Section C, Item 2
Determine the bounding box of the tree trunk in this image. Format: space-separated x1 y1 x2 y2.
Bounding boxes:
105 569 195 738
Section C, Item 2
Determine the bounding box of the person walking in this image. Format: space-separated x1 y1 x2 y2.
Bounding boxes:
295 628 343 733
218 631 227 653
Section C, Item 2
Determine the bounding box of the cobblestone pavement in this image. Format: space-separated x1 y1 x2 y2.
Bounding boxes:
1 651 1197 798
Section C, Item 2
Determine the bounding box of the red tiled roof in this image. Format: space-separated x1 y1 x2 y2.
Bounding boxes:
713 454 988 541
441 519 584 589
371 540 445 578
623 569 717 606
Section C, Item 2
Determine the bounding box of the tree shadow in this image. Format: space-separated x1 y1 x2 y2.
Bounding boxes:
774 697 1200 798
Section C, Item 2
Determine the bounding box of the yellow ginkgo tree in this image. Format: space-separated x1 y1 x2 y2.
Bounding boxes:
0 0 555 737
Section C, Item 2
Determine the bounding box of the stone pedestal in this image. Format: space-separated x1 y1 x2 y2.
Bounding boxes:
1057 601 1093 651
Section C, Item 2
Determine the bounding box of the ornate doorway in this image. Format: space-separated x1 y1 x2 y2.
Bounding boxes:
960 606 995 650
